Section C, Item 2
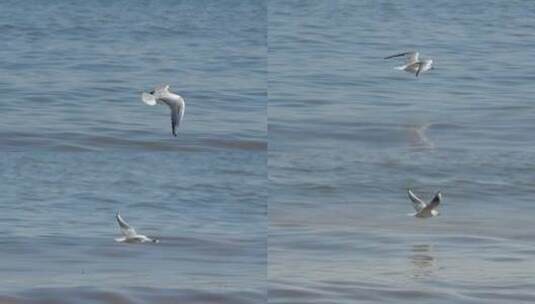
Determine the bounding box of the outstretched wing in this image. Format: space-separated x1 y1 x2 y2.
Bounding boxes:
384 51 419 63
416 62 423 77
384 52 410 59
408 189 426 212
172 106 185 136
116 213 137 238
164 96 185 137
427 192 441 209
170 110 178 136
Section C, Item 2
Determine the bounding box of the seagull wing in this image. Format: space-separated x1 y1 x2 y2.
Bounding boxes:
427 192 441 209
384 51 418 61
160 98 178 136
161 96 185 137
116 213 137 238
141 92 158 106
177 98 185 129
408 52 419 63
384 52 411 59
170 108 178 137
408 189 427 212
416 62 423 77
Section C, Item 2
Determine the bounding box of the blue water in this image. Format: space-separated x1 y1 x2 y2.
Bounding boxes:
0 152 266 303
0 0 266 152
0 1 266 303
2 0 535 303
269 0 535 303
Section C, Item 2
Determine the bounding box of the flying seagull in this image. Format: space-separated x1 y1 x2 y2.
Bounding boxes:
384 51 433 77
141 85 185 136
407 189 441 218
115 212 159 243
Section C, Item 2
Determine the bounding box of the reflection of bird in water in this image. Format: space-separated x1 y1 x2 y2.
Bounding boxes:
409 244 436 279
408 123 434 150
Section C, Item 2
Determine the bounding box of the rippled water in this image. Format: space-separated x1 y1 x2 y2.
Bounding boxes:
0 152 266 303
269 0 535 303
1 1 267 302
3 0 535 303
0 0 266 152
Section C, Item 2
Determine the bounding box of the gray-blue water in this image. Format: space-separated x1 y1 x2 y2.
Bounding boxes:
0 152 266 303
0 0 266 303
269 0 535 303
0 0 266 152
2 0 535 303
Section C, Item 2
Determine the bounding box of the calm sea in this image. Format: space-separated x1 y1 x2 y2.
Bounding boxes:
0 152 266 303
0 0 266 303
269 0 535 303
0 0 266 152
2 0 535 303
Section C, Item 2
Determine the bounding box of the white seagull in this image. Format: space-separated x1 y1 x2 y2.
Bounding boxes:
141 85 185 136
115 212 159 243
408 189 442 218
384 51 433 77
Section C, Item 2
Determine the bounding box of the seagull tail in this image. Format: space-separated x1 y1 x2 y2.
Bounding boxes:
394 65 406 70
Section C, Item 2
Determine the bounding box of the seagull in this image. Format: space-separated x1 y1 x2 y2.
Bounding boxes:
407 189 442 218
384 51 433 77
141 85 185 136
115 212 159 243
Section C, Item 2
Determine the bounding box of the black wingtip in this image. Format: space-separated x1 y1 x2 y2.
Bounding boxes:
384 52 410 60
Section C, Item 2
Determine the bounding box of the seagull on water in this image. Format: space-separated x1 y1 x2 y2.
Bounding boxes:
408 189 442 218
141 85 185 136
115 212 159 243
384 51 433 77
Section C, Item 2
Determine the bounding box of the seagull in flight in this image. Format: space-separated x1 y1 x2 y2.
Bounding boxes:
407 189 442 218
141 85 185 136
384 51 433 77
115 212 159 243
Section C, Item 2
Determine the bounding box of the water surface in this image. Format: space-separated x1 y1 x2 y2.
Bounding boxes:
268 1 535 303
0 152 266 303
0 0 266 151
